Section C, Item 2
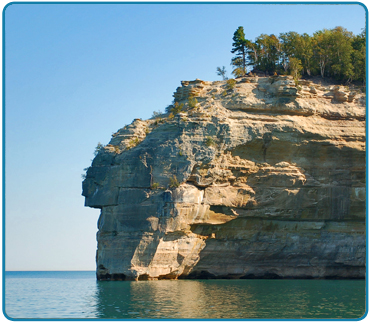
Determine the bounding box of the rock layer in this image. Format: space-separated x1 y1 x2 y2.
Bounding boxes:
82 76 366 280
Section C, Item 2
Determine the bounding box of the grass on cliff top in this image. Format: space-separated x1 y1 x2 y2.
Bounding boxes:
169 175 180 188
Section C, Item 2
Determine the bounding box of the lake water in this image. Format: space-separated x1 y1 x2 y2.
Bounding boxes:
4 271 366 319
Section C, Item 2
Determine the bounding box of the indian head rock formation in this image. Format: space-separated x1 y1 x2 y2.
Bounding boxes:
82 75 366 280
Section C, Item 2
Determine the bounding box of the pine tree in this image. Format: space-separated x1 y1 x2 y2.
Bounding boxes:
231 27 248 76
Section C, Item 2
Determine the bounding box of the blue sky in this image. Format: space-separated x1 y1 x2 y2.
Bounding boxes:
4 2 367 270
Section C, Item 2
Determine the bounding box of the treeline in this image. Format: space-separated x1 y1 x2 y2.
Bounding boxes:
230 26 366 84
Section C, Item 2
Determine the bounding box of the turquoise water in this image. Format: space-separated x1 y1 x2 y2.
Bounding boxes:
4 271 366 319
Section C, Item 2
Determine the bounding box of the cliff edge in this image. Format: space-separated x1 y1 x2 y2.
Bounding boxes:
82 75 366 280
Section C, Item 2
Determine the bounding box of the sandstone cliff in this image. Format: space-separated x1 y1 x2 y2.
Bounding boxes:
82 75 366 280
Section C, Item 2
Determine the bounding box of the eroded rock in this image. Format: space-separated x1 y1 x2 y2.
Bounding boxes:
83 76 366 280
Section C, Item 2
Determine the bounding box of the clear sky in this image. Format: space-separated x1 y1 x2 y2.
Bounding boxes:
4 2 367 270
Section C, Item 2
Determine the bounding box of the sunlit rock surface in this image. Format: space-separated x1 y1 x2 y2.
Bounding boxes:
82 76 366 280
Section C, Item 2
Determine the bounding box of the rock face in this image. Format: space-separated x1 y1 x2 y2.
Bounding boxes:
82 76 366 280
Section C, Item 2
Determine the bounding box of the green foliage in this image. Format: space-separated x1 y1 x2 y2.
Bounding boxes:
312 27 356 80
188 96 198 109
231 25 365 83
289 57 303 85
168 113 174 119
169 175 180 188
94 142 105 156
279 32 314 75
226 79 237 90
352 43 366 83
231 66 245 78
166 102 184 116
151 182 160 189
327 27 354 80
254 34 280 74
205 136 215 147
172 102 184 114
216 66 228 80
231 26 249 76
127 137 140 149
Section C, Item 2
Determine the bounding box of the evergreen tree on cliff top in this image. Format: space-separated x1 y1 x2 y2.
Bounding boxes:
231 26 249 77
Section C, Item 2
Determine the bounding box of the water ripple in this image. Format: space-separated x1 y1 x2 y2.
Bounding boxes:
5 272 366 319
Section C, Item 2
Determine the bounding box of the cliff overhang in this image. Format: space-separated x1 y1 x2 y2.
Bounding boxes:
83 75 366 280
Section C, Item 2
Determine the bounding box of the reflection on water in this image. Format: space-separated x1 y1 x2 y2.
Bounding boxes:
95 279 366 319
5 272 366 319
